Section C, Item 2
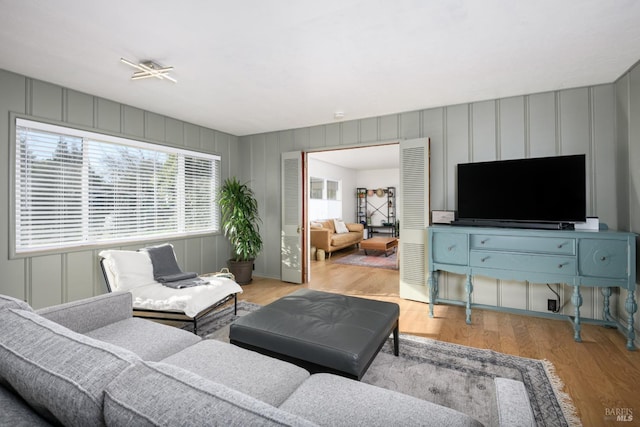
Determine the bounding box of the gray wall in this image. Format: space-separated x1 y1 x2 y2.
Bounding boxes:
308 157 357 222
0 69 239 308
241 83 633 323
615 59 640 333
1 61 637 334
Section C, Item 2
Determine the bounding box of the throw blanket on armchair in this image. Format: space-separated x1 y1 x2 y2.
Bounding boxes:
145 245 205 289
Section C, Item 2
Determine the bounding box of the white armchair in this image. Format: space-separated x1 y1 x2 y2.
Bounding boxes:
99 245 242 334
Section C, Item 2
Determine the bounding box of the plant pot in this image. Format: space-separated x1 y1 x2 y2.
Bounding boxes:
227 259 254 285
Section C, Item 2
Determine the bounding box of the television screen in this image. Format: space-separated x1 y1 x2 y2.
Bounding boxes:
456 154 586 225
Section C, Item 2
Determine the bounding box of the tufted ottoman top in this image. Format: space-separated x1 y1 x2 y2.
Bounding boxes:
229 289 399 380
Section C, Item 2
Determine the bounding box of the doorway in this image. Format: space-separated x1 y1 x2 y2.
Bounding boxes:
307 144 400 269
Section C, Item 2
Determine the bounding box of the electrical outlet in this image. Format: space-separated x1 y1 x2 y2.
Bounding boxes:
547 299 557 312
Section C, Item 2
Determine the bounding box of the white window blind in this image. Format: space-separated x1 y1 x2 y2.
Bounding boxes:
15 118 221 254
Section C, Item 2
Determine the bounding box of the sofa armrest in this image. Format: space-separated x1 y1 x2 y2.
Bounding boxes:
36 292 132 334
310 228 332 252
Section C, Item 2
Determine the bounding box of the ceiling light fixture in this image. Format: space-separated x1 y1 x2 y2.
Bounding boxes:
120 58 177 83
334 111 345 120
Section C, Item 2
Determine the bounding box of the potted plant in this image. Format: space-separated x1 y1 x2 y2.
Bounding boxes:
218 177 263 284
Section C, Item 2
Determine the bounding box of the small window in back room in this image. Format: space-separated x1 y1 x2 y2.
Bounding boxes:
326 180 340 200
310 177 324 199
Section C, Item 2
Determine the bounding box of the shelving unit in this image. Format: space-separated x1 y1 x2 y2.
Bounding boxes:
356 187 397 237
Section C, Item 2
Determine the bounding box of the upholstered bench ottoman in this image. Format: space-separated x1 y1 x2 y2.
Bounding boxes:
229 289 399 380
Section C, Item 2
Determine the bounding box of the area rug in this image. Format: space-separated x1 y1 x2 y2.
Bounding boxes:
332 250 398 270
195 302 580 427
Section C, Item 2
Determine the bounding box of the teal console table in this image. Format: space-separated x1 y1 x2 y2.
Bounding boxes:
427 225 637 350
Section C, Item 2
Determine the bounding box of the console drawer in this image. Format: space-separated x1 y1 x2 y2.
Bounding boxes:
470 234 576 255
470 251 577 275
433 233 468 265
579 239 629 279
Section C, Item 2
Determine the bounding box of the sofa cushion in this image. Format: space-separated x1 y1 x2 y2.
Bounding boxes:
0 309 141 426
279 373 483 427
346 222 365 232
0 294 32 312
0 384 53 427
495 377 535 427
333 219 349 234
331 231 360 247
321 219 335 233
85 317 201 361
99 249 158 291
161 339 309 406
104 361 317 427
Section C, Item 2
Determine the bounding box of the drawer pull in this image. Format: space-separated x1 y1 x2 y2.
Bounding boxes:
557 242 565 248
448 245 455 251
481 256 490 263
558 262 569 269
480 239 488 245
600 256 607 261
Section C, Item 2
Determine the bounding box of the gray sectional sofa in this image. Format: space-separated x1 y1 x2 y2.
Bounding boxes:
0 292 483 426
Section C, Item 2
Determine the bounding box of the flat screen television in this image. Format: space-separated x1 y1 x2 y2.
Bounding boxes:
455 154 586 229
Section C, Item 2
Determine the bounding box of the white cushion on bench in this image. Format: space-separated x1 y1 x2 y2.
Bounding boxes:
129 277 241 317
100 249 242 318
99 250 158 291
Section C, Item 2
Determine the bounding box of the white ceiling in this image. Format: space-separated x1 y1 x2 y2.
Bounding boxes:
1 1 639 137
310 144 399 170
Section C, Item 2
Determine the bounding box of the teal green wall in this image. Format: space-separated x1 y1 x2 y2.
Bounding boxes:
0 69 239 308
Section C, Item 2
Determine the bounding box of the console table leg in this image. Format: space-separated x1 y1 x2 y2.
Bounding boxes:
465 274 473 325
428 271 438 318
571 285 583 342
625 290 637 350
601 287 612 322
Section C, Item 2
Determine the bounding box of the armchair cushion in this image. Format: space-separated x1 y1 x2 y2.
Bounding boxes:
99 249 242 320
99 249 158 291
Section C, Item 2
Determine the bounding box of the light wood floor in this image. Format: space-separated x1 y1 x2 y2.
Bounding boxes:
235 248 640 427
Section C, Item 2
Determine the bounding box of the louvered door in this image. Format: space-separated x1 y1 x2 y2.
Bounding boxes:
399 138 431 302
281 151 303 283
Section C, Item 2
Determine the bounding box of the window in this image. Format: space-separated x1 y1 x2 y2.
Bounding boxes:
310 177 324 199
326 180 339 200
13 118 221 255
309 177 341 201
